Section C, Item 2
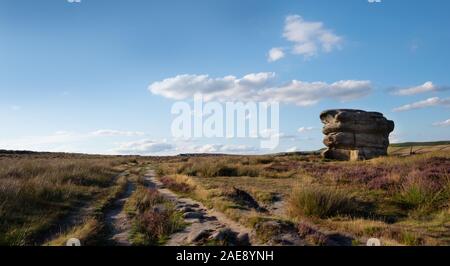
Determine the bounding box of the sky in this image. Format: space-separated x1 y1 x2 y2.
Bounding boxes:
0 0 449 155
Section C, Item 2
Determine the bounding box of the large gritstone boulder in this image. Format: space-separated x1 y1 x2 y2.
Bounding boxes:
320 109 395 161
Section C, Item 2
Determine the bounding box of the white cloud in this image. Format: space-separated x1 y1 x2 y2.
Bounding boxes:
389 131 402 143
150 72 276 101
393 97 450 112
91 129 145 137
220 144 258 153
286 146 298 152
114 139 174 155
268 47 285 62
393 81 449 96
189 144 259 154
433 119 450 127
0 129 151 154
0 131 88 152
297 126 315 133
149 72 372 106
279 14 342 59
277 133 298 140
389 129 406 143
192 144 221 153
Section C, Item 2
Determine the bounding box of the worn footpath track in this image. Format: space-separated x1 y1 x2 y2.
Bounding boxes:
104 181 135 246
144 169 254 246
45 168 255 246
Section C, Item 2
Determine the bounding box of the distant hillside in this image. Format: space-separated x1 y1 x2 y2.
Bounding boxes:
0 150 41 155
390 141 450 147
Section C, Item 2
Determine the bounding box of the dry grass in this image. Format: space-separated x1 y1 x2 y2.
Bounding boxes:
2 147 449 246
155 151 450 245
0 153 136 245
45 174 131 246
160 176 193 194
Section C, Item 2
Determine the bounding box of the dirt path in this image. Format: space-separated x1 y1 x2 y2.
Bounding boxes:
41 172 130 246
144 170 254 246
104 181 135 246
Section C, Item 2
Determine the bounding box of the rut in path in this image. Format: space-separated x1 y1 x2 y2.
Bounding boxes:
104 181 135 246
40 172 130 246
144 169 254 246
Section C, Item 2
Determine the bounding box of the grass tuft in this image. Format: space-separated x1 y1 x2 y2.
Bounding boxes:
288 185 358 218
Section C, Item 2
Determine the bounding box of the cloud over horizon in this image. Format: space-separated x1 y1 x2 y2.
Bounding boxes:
190 144 259 154
91 129 145 137
149 72 371 106
298 126 315 133
113 139 174 155
433 119 450 127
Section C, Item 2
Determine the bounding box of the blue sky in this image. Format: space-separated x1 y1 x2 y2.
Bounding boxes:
0 0 449 155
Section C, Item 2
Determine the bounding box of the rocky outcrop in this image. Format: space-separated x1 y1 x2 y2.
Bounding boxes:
320 109 394 161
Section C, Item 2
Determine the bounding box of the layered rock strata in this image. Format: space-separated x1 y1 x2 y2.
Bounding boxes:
320 109 395 161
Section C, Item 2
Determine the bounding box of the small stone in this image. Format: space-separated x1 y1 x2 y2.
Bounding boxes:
183 212 204 219
184 218 201 223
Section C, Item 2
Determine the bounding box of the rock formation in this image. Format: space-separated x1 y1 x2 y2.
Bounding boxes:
320 109 394 161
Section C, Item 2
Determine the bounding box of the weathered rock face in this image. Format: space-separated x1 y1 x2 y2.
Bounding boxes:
320 109 394 161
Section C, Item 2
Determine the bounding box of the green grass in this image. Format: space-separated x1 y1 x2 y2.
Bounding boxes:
287 185 359 218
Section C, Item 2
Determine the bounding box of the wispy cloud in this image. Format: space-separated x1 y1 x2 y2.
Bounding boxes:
90 129 145 137
270 14 342 59
0 131 88 151
0 129 148 153
113 139 174 155
149 72 371 106
433 119 450 127
193 144 259 154
392 81 450 96
393 97 450 112
286 146 298 152
298 126 315 133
